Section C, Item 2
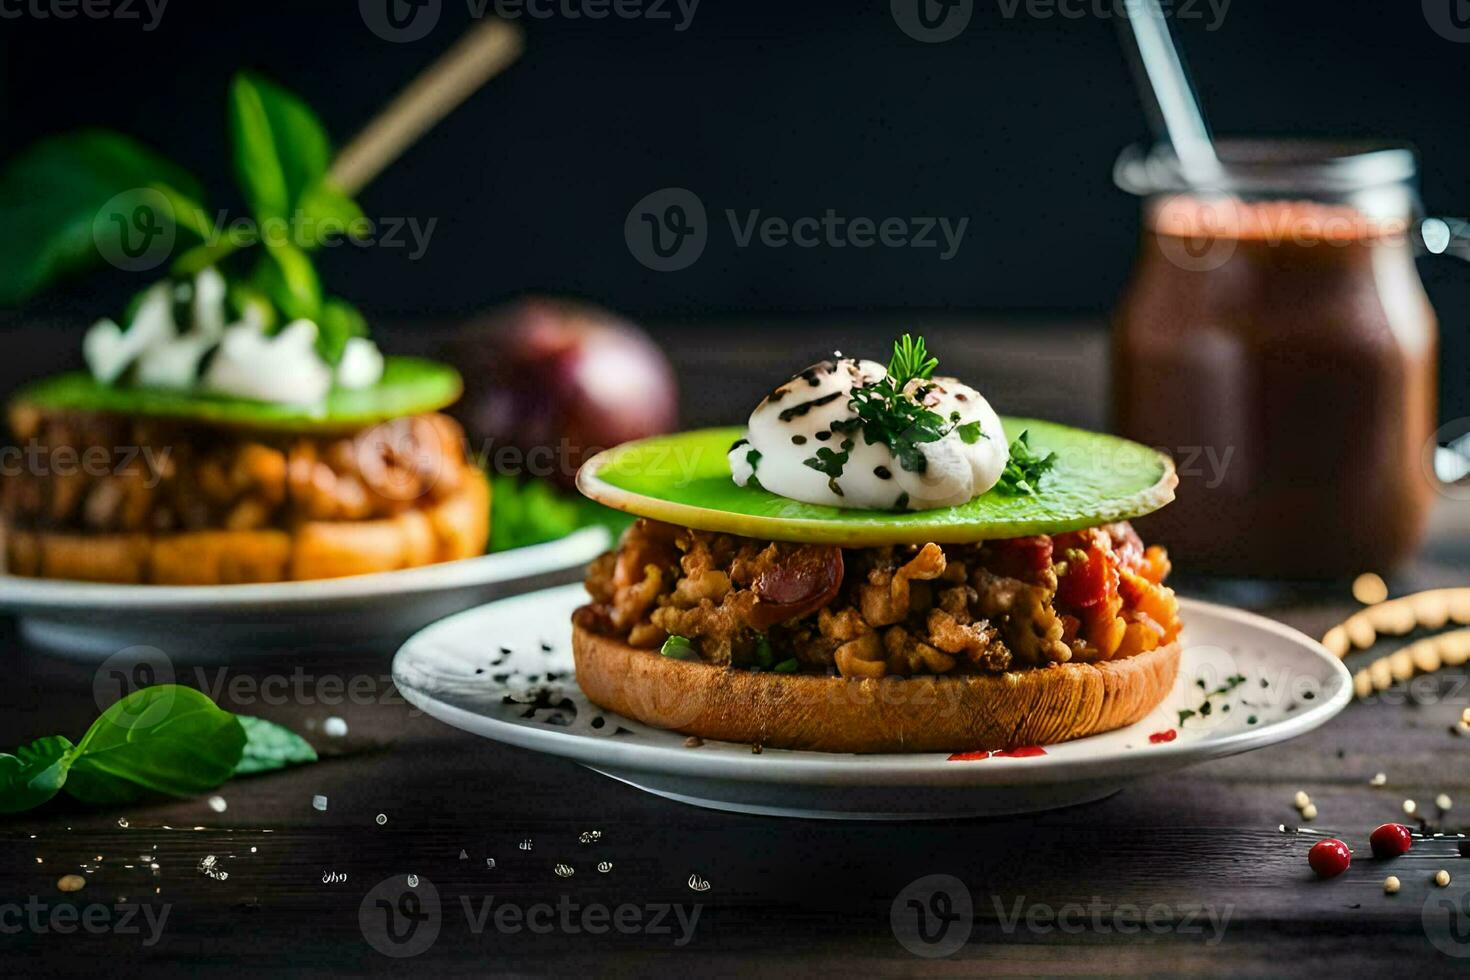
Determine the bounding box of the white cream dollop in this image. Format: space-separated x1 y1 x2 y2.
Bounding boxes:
335 336 384 390
728 357 1009 511
203 319 334 405
81 267 385 404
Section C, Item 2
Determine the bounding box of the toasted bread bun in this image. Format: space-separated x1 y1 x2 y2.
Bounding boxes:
1 469 489 585
572 619 1180 753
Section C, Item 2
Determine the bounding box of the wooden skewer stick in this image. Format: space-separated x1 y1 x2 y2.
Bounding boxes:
330 18 524 196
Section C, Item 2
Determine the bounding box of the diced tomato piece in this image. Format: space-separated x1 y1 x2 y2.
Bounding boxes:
1056 544 1118 609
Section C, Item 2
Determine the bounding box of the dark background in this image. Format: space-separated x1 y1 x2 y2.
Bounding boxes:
1 0 1467 416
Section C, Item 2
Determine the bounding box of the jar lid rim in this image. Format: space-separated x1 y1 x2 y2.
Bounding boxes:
1115 139 1419 196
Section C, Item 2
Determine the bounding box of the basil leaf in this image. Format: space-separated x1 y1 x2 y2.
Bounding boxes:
0 129 204 303
244 73 331 212
228 75 291 226
297 182 365 249
71 686 246 799
315 296 368 364
61 764 147 806
254 245 322 322
0 736 75 813
228 72 332 226
234 716 317 775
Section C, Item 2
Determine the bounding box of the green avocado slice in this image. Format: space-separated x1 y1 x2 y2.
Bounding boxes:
577 420 1177 545
10 356 461 433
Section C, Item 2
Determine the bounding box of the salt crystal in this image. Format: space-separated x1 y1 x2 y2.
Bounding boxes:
116 818 130 829
208 796 228 813
312 795 328 812
375 813 388 826
323 717 349 738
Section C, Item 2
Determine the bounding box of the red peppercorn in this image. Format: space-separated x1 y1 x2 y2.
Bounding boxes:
1370 823 1414 859
1308 839 1352 878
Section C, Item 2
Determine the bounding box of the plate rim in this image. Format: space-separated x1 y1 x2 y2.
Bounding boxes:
0 526 610 613
392 585 1354 786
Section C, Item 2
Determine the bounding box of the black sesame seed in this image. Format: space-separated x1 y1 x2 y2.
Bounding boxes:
778 391 841 422
874 465 892 480
828 479 844 496
815 431 831 442
791 435 807 445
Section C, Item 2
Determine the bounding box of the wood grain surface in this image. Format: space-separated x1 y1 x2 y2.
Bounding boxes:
1 319 1468 976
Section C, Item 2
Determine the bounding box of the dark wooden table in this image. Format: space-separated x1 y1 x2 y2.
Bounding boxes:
2 319 1469 976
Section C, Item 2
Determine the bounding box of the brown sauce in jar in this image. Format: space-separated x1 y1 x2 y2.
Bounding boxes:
1113 196 1438 578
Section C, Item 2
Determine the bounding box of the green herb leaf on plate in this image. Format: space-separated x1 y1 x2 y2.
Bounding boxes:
234 716 318 776
660 635 696 659
70 686 246 800
0 736 75 814
486 474 633 553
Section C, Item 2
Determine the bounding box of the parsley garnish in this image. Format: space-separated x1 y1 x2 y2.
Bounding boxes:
956 420 985 444
660 636 696 659
996 430 1057 496
824 334 951 475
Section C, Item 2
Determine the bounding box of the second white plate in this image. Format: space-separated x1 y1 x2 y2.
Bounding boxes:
0 528 610 661
393 583 1353 820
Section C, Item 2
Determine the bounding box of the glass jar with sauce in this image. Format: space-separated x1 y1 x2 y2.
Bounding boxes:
1112 141 1441 578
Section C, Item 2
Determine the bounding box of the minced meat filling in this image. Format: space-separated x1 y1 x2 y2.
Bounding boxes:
577 518 1182 678
1 407 471 534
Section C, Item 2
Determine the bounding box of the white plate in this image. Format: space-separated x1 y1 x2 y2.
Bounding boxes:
0 528 610 661
393 584 1353 820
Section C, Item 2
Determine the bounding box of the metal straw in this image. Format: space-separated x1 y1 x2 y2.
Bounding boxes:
1118 0 1223 188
